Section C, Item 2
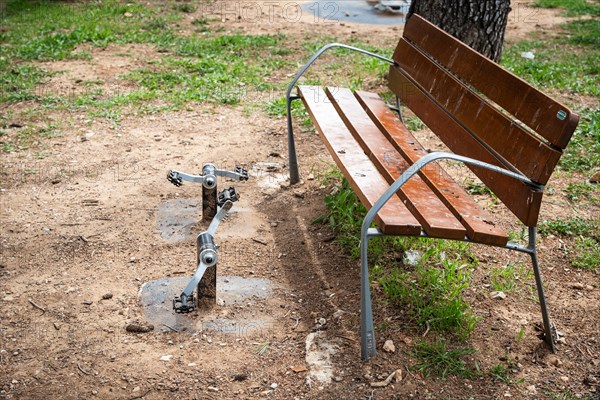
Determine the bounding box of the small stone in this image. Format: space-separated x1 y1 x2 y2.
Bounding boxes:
584 375 598 386
159 355 172 362
559 375 569 383
394 369 403 383
217 298 225 306
307 173 315 180
82 300 93 305
92 390 98 395
293 190 305 198
546 354 563 368
586 285 594 291
571 283 585 290
290 365 308 373
270 383 278 389
383 340 396 353
333 376 343 382
270 222 278 227
124 12 133 17
101 293 113 300
188 363 197 367
207 386 219 392
490 291 507 300
11 380 18 384
126 323 154 333
233 373 248 381
527 385 537 395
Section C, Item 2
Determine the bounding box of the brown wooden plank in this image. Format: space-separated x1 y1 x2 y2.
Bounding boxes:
353 90 509 246
388 67 544 226
297 86 422 236
402 14 579 149
392 39 561 185
325 87 466 240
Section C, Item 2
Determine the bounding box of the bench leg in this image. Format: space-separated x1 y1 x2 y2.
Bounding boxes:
529 226 557 352
360 235 377 360
286 96 300 184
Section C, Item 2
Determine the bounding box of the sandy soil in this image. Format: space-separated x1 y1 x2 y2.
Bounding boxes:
1 1 598 399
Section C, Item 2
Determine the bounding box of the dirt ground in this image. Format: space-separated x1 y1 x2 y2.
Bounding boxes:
1 1 598 399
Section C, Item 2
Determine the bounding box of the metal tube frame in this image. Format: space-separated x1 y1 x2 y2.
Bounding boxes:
285 43 557 361
286 43 394 184
359 151 556 360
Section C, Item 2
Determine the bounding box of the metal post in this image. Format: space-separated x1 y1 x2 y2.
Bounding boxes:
197 233 217 309
287 96 300 185
200 164 217 307
528 226 556 352
201 164 218 223
360 231 377 360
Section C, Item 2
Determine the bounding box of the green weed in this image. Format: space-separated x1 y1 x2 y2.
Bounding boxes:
561 109 600 172
489 262 533 293
534 0 600 16
572 237 599 270
404 114 425 131
410 339 476 379
538 216 597 237
378 255 478 339
489 361 524 384
565 182 598 203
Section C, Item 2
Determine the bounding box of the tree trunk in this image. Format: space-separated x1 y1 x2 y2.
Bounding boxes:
407 0 511 62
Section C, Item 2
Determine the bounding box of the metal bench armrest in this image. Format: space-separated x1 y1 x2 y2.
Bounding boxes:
361 151 542 236
286 44 393 184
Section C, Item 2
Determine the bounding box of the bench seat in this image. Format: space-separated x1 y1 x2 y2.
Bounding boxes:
299 85 508 246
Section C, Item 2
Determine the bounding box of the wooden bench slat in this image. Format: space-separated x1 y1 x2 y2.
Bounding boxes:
325 87 467 240
388 66 544 227
402 14 579 149
354 90 509 246
392 39 562 185
298 86 422 236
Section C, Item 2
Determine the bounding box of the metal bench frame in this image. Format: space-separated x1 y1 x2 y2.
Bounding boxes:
285 43 557 360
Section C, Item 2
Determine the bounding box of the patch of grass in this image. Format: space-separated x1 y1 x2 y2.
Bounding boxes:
565 182 598 203
561 109 600 172
410 339 476 379
0 64 46 102
572 237 599 270
126 34 285 106
172 3 196 14
538 216 597 237
534 0 600 16
548 390 598 400
489 262 533 293
489 361 524 384
404 114 425 131
502 41 599 97
464 179 494 196
318 175 479 337
377 252 478 339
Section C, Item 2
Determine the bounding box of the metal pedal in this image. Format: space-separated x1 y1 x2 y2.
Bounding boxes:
217 187 239 207
167 170 183 187
173 293 196 313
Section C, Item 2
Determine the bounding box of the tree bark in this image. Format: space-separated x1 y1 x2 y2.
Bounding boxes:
407 0 511 62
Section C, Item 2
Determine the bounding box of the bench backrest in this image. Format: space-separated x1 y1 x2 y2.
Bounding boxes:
388 15 579 226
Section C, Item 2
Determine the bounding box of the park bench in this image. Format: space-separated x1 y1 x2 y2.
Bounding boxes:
285 15 580 360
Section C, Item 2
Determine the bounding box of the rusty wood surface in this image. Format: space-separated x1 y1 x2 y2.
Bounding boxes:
392 39 562 185
326 87 467 240
353 90 509 246
402 14 579 149
388 67 544 226
298 85 422 235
